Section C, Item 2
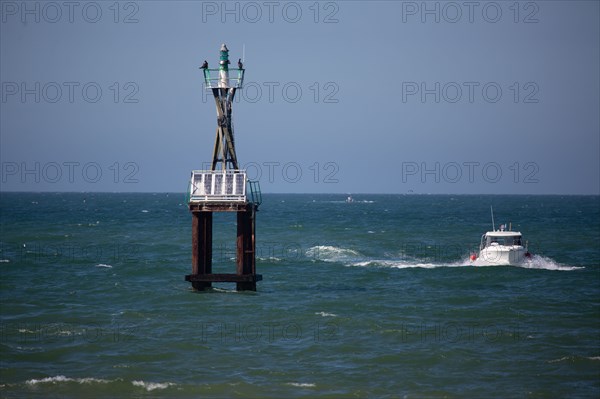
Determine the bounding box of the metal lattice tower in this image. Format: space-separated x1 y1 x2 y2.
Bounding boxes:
202 44 245 171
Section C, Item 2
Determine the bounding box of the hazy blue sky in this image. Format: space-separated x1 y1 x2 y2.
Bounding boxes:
1 0 598 194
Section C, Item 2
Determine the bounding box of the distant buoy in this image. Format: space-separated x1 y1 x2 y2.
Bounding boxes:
470 253 477 261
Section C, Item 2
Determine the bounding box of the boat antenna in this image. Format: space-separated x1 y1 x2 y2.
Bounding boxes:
490 205 495 231
242 43 245 63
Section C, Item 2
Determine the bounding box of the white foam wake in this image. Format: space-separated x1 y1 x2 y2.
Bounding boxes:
520 255 585 271
350 259 444 269
305 245 583 271
459 254 583 271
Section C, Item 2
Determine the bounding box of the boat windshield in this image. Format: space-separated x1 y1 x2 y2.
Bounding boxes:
486 235 522 246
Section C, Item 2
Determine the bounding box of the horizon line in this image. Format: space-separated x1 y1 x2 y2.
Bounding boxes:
1 191 599 197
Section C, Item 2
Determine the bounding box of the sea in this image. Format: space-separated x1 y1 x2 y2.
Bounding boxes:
0 192 599 398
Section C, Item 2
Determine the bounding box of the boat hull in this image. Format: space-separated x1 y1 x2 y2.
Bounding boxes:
478 246 526 265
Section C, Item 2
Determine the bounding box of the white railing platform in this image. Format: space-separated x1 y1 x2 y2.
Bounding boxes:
189 170 247 203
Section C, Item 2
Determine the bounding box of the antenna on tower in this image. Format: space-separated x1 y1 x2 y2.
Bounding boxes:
242 43 245 63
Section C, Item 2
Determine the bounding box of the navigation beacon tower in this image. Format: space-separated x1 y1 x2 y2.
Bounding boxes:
185 44 262 291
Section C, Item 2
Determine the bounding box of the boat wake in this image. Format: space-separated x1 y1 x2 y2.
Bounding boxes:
305 246 583 271
306 245 461 269
468 254 584 271
350 259 449 269
518 255 584 271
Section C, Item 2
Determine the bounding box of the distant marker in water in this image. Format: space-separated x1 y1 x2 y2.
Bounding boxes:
186 44 262 291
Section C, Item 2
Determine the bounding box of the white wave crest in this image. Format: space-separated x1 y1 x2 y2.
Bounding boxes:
287 382 316 388
548 355 600 363
26 376 110 385
305 245 361 262
95 263 113 268
257 256 283 263
24 376 177 391
315 311 337 317
132 380 175 391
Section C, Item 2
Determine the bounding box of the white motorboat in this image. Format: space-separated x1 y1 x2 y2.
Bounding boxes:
473 228 531 265
470 207 531 265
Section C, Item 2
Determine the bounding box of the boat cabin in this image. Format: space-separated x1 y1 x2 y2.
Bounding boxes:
480 231 523 249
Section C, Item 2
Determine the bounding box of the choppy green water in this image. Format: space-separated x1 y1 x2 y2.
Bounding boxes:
1 193 599 398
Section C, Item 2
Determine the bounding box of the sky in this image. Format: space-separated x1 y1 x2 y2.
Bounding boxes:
1 0 598 194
